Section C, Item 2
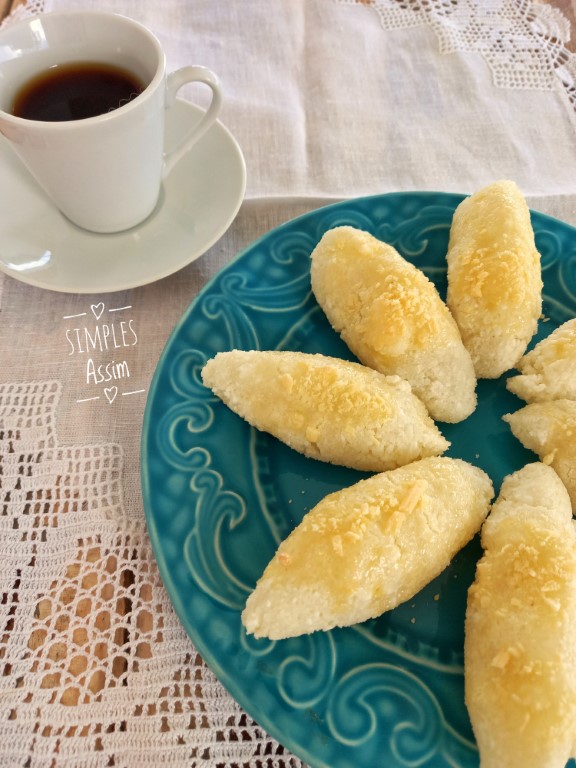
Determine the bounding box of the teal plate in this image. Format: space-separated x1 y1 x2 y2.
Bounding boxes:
141 192 576 768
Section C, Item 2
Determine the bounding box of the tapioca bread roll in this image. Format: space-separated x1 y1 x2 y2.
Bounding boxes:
465 463 576 768
309 226 477 423
446 180 542 379
201 350 449 473
507 318 576 403
242 457 493 640
503 400 576 511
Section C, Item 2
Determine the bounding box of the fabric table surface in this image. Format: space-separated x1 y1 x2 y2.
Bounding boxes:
0 0 575 766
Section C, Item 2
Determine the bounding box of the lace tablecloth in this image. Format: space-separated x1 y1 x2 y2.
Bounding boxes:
1 1 576 766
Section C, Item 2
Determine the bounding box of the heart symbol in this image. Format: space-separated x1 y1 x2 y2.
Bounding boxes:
104 386 118 404
91 302 105 320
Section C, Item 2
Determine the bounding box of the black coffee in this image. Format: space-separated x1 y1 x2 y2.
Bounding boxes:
12 61 146 122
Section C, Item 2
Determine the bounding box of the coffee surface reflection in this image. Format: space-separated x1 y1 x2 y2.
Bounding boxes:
12 62 146 121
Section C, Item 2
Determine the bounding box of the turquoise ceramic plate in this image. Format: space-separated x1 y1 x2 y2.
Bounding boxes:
141 192 576 768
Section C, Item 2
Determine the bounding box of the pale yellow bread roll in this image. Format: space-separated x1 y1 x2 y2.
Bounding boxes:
309 226 477 423
202 350 449 472
507 318 576 403
446 180 542 379
503 400 576 510
242 457 493 639
465 463 576 768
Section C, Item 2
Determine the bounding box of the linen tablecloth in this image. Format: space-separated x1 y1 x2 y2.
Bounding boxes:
1 1 575 766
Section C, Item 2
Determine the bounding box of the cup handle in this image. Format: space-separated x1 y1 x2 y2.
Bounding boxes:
163 65 223 176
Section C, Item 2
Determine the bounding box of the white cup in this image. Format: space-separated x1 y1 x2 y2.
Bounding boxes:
0 11 223 233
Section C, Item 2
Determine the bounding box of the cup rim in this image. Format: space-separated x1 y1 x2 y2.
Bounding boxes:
0 9 166 128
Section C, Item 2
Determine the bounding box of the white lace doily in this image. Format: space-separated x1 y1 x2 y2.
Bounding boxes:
337 0 576 108
0 379 304 767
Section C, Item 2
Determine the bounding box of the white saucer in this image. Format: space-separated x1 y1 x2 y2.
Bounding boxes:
0 99 246 293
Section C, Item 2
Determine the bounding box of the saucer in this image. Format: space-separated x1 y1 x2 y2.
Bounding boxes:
0 99 246 293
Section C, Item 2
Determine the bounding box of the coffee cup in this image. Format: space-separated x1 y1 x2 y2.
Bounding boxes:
0 11 223 233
